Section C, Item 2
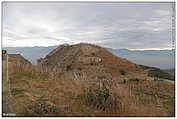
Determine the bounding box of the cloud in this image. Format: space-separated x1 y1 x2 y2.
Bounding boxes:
2 2 174 49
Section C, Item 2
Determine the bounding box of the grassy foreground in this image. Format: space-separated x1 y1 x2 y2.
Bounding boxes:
2 59 175 116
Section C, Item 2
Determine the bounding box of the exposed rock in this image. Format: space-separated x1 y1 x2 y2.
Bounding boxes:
38 43 143 80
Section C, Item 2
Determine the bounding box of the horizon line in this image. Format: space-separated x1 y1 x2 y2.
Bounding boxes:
2 45 175 51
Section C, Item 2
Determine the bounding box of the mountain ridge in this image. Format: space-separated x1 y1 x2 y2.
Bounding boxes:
3 45 175 69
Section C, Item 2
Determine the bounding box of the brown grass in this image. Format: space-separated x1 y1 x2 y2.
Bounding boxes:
4 61 175 117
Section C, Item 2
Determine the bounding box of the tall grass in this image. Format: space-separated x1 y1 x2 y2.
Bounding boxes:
6 61 174 116
77 79 173 116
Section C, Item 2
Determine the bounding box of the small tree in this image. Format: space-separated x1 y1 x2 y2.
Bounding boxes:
37 58 43 64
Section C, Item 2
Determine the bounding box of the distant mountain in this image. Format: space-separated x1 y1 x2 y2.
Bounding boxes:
3 45 58 64
107 48 175 69
3 45 175 69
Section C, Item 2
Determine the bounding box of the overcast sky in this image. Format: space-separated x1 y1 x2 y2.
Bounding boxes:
2 2 175 49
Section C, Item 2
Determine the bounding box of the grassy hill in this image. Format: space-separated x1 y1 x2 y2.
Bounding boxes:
3 59 174 116
3 46 175 69
2 45 175 116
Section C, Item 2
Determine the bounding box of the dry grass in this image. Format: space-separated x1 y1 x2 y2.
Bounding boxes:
3 61 175 117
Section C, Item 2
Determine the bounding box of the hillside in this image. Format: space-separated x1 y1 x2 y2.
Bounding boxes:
38 43 143 80
8 54 31 64
3 45 175 69
2 44 175 117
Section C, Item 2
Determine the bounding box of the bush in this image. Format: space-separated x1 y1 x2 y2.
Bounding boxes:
29 96 60 116
91 52 96 56
83 87 110 110
37 58 43 64
119 70 127 75
12 88 26 96
130 78 140 82
80 85 120 111
83 88 96 104
97 87 110 108
66 64 72 71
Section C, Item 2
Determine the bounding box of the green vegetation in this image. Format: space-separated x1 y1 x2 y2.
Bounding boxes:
148 69 174 81
139 64 174 81
28 96 60 116
3 54 175 116
37 58 43 64
66 64 72 71
12 88 26 97
80 85 120 112
119 69 127 75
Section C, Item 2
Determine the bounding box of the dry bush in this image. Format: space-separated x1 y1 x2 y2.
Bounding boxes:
77 79 172 116
7 61 174 116
80 85 120 111
115 80 172 116
28 96 61 116
78 80 125 115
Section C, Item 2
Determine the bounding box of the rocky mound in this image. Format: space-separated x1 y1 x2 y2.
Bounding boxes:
38 43 143 80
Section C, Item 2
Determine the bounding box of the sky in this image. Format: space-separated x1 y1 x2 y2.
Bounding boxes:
2 2 175 50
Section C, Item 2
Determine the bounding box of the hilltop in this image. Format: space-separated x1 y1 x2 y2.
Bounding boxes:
38 43 143 80
3 45 175 69
2 44 175 116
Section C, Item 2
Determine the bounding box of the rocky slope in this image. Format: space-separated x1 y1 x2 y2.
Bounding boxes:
38 43 143 80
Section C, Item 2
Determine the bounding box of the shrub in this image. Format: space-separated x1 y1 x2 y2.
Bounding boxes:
80 85 120 111
123 80 126 84
97 87 110 108
29 96 60 116
91 52 96 56
37 58 43 64
66 64 72 71
12 88 26 96
130 78 140 82
119 70 127 75
83 87 110 110
83 88 96 105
